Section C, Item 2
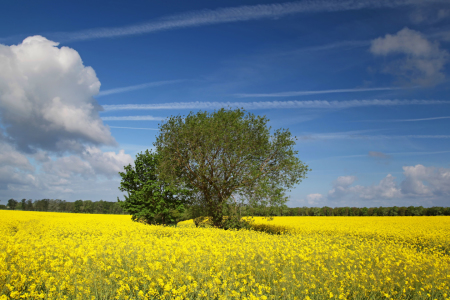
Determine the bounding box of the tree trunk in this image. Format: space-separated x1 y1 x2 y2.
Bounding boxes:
209 198 224 228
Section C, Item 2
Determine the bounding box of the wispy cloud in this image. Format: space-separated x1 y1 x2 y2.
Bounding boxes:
97 80 184 97
430 29 450 42
312 150 450 162
299 130 376 140
108 126 159 130
42 0 445 42
388 150 450 155
101 116 164 121
360 116 450 122
102 99 449 111
397 135 450 138
274 40 370 56
234 87 404 98
300 132 450 140
368 151 390 158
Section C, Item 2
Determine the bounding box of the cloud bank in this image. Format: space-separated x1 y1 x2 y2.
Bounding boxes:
304 164 450 207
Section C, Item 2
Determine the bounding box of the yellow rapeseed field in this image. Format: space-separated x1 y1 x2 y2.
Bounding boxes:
1 211 449 300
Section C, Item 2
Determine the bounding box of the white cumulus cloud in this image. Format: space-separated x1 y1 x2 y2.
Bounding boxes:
401 165 450 197
41 147 134 179
328 174 402 200
320 164 450 206
0 36 135 200
81 147 134 178
0 35 116 153
305 193 324 206
370 28 449 86
0 141 34 171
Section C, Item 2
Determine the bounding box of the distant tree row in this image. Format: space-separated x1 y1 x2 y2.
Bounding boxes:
280 206 450 216
183 205 450 217
1 198 127 214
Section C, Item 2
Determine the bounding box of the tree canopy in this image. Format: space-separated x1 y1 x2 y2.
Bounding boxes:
7 199 18 210
118 150 189 225
154 108 310 227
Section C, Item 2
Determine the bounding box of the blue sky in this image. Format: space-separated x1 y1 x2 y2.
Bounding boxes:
1 0 450 207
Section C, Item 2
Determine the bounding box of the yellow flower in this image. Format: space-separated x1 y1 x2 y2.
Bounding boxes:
1 211 449 300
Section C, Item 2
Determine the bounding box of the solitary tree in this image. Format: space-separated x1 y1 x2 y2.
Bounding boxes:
155 108 310 227
118 150 190 225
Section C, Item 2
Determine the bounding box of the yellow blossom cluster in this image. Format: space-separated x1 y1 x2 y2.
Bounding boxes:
1 211 449 299
249 216 450 254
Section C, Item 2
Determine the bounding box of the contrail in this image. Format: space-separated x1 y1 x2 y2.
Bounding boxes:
314 150 450 161
101 99 450 111
43 0 445 42
234 86 404 98
108 126 159 130
97 80 185 97
299 133 450 140
101 116 164 121
363 116 450 122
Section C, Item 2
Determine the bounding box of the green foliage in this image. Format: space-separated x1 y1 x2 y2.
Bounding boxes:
26 199 33 211
118 150 190 225
74 200 83 213
193 215 252 230
250 223 290 235
221 216 253 230
155 108 310 228
278 206 450 216
5 198 124 214
193 216 213 228
7 199 18 210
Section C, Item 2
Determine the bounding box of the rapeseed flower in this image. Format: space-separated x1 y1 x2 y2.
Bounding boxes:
0 211 449 299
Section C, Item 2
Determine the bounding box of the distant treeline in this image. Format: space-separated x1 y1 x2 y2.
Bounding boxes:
1 198 127 214
1 200 449 217
281 206 450 216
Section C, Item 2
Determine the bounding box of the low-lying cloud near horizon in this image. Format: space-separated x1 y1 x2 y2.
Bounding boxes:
303 164 450 207
0 36 133 198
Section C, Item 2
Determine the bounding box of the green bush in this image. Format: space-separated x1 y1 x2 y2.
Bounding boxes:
193 216 252 230
250 223 290 235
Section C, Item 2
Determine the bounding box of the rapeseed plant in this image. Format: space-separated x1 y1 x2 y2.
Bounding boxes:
1 211 449 299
